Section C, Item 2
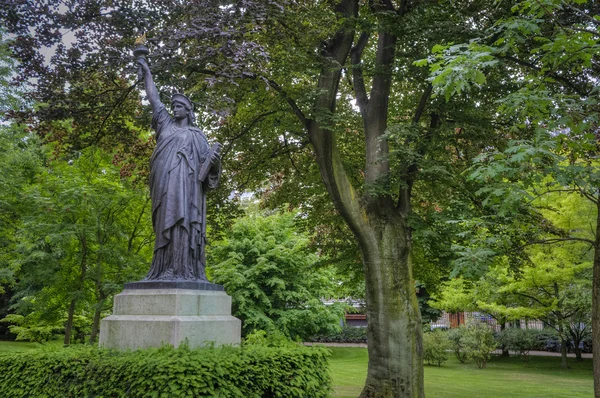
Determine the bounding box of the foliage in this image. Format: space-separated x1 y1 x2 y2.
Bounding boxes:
447 326 469 364
1 144 153 344
423 329 450 367
0 314 61 344
420 0 599 375
208 211 346 340
6 0 597 395
463 321 497 369
0 343 331 398
309 326 368 344
498 328 540 363
431 192 594 363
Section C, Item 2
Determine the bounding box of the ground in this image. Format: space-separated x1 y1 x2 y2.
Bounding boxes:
329 347 593 398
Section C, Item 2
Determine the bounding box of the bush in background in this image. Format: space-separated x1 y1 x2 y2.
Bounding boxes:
208 212 347 341
447 326 469 363
309 325 367 344
463 321 497 368
423 329 450 366
498 328 543 363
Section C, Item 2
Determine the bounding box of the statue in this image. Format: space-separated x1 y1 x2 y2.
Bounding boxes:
134 44 222 282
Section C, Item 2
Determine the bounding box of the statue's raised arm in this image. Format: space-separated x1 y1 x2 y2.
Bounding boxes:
136 56 162 113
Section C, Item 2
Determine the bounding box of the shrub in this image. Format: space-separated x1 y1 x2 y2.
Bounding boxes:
534 328 559 351
423 329 450 366
447 326 469 363
0 314 62 344
463 321 497 369
309 325 367 344
0 343 331 397
498 328 539 363
583 333 593 353
208 212 347 340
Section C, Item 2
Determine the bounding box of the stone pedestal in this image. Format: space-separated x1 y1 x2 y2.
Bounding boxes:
99 287 241 350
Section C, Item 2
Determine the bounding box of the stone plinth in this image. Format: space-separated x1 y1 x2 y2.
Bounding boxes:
99 288 241 350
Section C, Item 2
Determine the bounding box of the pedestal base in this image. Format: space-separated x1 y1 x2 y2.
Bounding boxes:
99 288 241 350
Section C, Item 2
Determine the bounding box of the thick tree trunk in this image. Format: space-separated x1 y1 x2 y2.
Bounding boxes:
297 1 425 395
358 215 424 398
593 198 600 396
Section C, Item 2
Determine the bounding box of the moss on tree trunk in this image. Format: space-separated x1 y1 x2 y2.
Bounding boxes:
358 215 424 398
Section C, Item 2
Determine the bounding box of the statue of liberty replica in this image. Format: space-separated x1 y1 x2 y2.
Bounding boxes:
135 46 221 282
99 39 240 350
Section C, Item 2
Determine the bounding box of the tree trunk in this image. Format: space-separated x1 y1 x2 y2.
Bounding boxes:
593 197 600 396
63 298 76 346
89 305 102 344
559 337 569 369
573 340 583 362
89 289 107 344
500 322 509 357
358 215 424 398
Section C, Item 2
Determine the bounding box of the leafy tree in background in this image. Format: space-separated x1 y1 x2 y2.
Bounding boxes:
431 263 523 357
1 146 153 345
423 0 599 389
208 211 345 341
433 191 594 367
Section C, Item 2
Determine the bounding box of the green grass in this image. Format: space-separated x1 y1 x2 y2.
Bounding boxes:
0 340 43 353
329 347 593 398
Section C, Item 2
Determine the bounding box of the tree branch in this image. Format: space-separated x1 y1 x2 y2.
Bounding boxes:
222 110 278 158
498 54 589 97
187 65 309 129
514 291 547 307
266 79 309 129
412 84 433 125
524 237 596 247
560 0 600 26
351 32 370 117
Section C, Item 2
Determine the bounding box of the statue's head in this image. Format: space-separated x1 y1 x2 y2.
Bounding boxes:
171 93 196 126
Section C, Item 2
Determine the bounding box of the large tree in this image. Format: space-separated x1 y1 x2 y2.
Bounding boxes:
2 1 524 396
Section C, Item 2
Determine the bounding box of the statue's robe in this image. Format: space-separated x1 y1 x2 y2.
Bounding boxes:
146 105 220 280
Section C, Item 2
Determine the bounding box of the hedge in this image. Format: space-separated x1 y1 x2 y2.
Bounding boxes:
309 326 367 344
0 343 331 398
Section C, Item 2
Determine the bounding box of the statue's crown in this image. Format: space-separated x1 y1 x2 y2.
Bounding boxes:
171 93 194 110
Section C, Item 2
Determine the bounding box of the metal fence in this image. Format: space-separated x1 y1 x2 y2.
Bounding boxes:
430 312 546 331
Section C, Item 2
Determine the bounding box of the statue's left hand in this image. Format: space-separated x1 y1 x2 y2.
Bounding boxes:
210 150 221 168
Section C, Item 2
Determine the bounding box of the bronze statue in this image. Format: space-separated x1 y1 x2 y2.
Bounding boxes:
135 46 221 281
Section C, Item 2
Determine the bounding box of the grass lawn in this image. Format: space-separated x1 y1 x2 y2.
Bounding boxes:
0 340 43 353
0 340 66 354
329 347 593 398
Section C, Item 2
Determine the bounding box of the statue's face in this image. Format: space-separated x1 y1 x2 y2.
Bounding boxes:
172 102 188 121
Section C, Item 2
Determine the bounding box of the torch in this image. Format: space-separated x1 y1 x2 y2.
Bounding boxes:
133 33 149 82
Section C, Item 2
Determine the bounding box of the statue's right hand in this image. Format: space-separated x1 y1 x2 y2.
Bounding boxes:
136 57 149 69
135 58 150 81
